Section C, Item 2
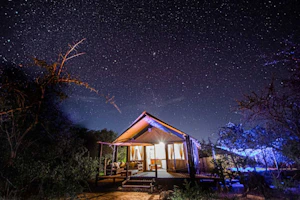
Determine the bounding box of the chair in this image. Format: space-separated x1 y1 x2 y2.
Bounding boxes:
150 159 162 170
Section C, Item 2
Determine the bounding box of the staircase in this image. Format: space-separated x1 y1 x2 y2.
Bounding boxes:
121 177 155 193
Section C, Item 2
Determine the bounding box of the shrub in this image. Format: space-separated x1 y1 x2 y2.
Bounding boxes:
37 147 98 199
171 179 217 200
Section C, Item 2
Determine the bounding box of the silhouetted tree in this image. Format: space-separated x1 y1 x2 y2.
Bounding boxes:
0 39 117 198
237 41 300 165
74 127 118 158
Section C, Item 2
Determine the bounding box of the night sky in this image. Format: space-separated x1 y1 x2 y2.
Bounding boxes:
1 0 299 141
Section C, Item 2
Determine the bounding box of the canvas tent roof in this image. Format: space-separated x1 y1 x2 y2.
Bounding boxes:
112 111 200 147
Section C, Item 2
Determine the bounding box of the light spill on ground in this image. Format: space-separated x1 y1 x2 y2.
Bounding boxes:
78 192 269 200
78 191 160 200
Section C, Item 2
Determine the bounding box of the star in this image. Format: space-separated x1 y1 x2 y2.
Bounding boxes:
1 0 299 141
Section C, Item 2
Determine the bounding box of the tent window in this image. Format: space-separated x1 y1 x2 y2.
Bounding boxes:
129 146 143 161
174 143 185 160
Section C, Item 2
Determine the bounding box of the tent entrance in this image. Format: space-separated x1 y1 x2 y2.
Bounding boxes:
145 143 166 171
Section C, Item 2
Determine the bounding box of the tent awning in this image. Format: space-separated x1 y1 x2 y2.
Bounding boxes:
97 111 201 149
113 112 186 145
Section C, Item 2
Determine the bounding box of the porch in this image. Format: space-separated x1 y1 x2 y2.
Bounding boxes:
132 170 188 178
96 170 188 183
98 170 219 180
96 170 221 192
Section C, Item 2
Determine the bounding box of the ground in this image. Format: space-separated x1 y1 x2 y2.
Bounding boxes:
79 191 160 200
79 179 160 199
78 191 269 200
78 179 284 200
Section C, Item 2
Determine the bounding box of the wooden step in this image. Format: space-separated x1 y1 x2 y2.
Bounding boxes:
122 184 151 188
121 177 155 193
120 187 151 192
126 183 150 186
126 179 153 183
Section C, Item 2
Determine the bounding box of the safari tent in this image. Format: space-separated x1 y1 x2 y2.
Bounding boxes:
97 111 201 175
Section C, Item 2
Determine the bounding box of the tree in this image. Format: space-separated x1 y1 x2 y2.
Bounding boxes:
0 39 118 198
236 41 300 165
0 62 82 198
218 123 285 170
74 127 119 158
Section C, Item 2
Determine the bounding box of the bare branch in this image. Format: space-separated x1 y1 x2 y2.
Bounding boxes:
57 38 86 76
65 52 86 62
0 106 33 116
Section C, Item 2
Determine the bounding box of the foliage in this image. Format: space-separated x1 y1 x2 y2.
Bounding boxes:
117 146 127 162
271 173 296 192
219 123 273 150
171 179 218 200
74 127 126 161
236 41 300 164
198 139 213 158
0 40 114 199
218 123 287 170
212 156 237 192
214 40 300 199
37 145 98 198
239 171 271 198
0 39 94 166
93 129 118 160
0 136 98 199
200 140 248 187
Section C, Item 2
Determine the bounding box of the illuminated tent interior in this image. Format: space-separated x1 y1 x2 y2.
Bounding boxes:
97 111 201 174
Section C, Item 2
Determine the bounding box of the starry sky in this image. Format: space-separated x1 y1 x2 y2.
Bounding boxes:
1 0 299 141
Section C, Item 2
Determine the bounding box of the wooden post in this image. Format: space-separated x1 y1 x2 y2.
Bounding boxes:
150 182 153 193
186 136 195 180
95 143 102 186
126 146 129 162
104 158 108 175
114 146 118 162
110 145 116 175
143 146 147 171
126 162 129 179
165 143 169 171
99 143 103 173
154 144 157 173
173 144 176 171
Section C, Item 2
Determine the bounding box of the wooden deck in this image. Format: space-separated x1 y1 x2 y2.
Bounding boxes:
98 170 220 180
132 171 188 178
97 171 186 181
96 170 221 191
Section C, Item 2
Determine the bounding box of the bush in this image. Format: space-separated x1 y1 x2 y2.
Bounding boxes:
171 179 217 200
0 134 98 199
37 147 98 199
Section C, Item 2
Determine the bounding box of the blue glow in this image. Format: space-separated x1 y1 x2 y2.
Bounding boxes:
217 146 262 157
230 167 269 172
